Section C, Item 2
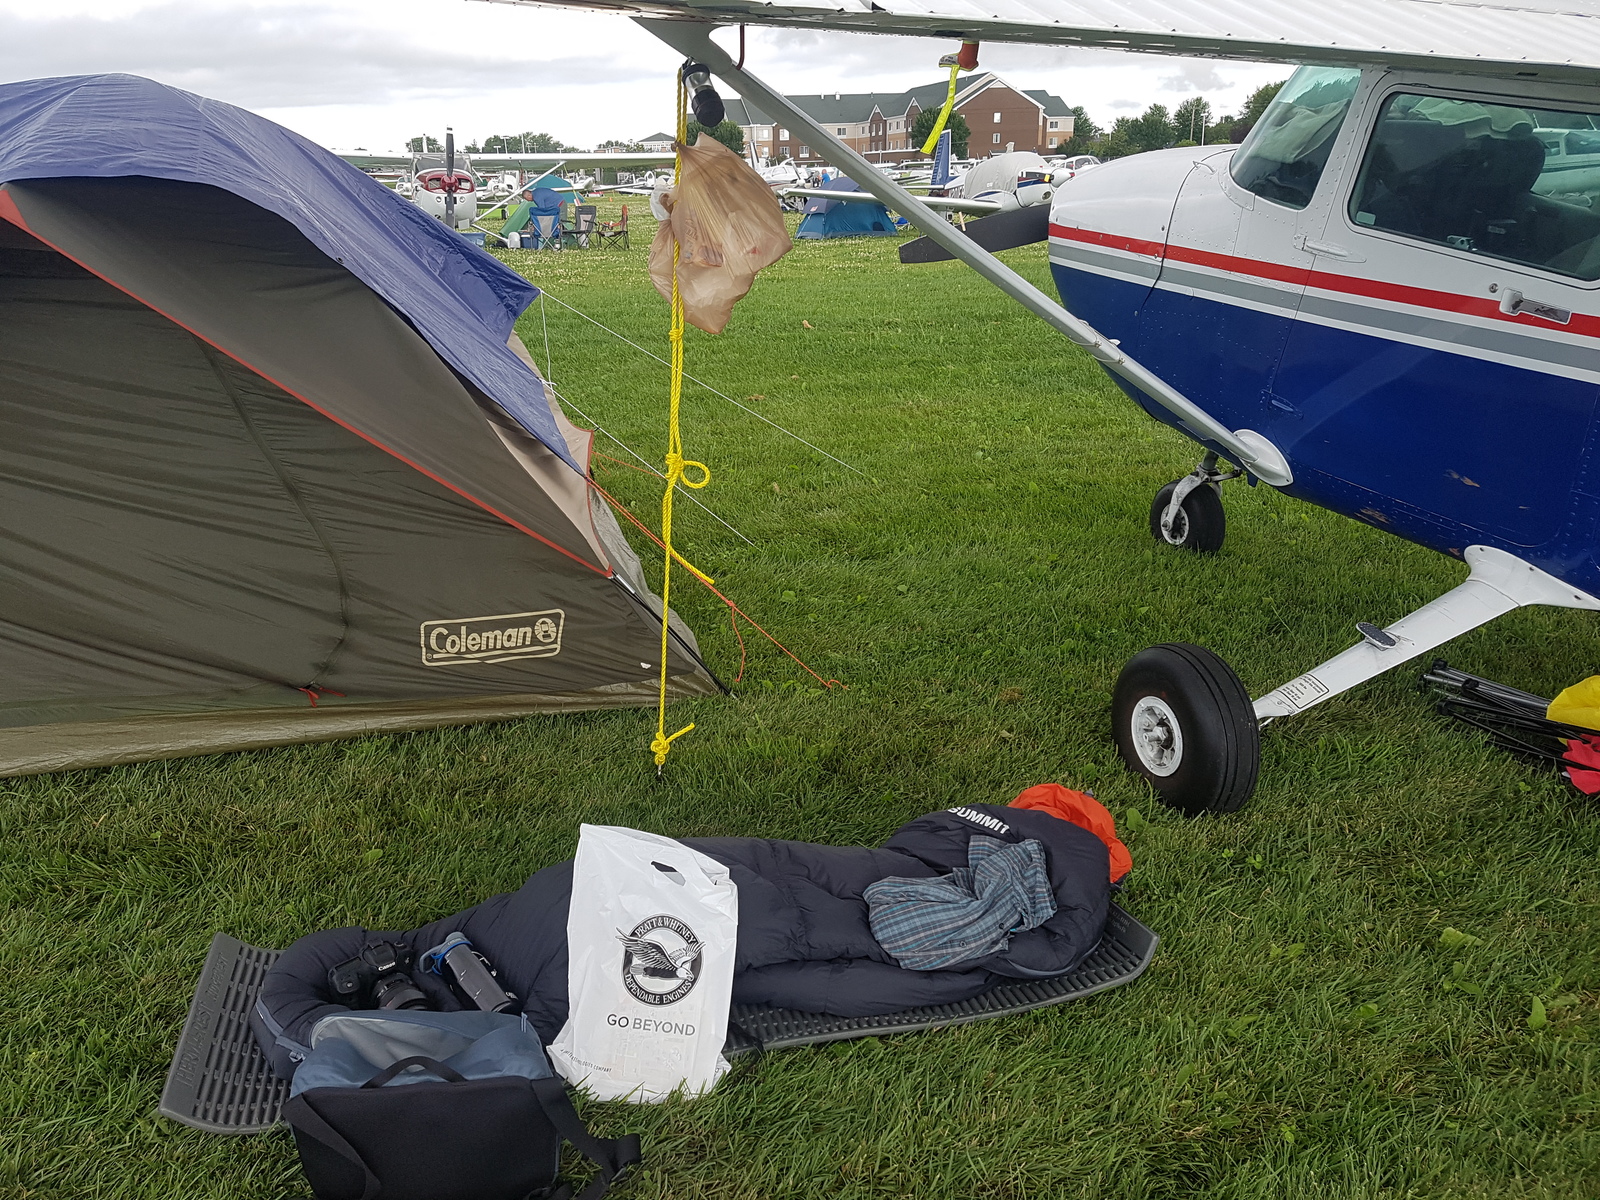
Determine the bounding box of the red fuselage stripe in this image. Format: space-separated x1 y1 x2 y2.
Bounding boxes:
1047 221 1600 340
0 192 610 577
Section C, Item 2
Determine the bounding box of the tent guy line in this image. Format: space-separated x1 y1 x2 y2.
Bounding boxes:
548 384 759 546
537 288 870 479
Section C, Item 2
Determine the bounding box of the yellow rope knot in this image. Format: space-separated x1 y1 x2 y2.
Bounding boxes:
650 722 696 767
665 454 711 489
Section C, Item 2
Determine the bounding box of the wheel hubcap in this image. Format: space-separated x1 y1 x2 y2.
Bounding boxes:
1161 505 1189 545
1130 696 1183 777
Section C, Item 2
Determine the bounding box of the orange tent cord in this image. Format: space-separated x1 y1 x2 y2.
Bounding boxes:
587 476 842 692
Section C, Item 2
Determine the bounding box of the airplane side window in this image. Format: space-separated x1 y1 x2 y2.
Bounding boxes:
1230 66 1362 209
1349 93 1600 281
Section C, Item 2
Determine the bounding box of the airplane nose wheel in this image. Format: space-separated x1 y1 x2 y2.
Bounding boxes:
1151 478 1226 552
1150 454 1239 553
1113 643 1260 814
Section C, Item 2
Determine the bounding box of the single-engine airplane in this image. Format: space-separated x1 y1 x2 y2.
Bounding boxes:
486 0 1600 817
785 140 1060 216
408 129 478 229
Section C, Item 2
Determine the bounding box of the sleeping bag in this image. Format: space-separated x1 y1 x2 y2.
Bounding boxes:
253 800 1120 1079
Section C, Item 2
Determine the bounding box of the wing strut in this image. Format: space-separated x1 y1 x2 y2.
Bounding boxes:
632 18 1291 488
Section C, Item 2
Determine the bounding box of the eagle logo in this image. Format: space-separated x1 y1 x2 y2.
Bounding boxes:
618 915 703 1005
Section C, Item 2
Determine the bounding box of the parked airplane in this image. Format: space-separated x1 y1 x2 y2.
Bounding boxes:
496 0 1600 816
784 148 1059 215
408 129 478 230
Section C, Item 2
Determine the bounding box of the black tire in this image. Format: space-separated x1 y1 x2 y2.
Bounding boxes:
1149 480 1226 553
1112 643 1260 815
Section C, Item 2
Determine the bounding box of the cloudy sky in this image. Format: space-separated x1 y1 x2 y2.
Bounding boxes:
0 0 1291 152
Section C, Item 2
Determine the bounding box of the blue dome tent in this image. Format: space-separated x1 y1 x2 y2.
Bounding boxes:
0 74 717 776
796 176 897 239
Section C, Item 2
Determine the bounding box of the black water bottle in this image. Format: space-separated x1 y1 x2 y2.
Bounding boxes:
682 62 725 128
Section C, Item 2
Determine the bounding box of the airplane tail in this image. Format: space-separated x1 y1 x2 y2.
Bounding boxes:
931 129 952 188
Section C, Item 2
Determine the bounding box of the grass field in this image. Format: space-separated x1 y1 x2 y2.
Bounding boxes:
3 197 1598 1199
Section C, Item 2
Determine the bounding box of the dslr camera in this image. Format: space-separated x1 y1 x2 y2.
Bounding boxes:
328 941 430 1011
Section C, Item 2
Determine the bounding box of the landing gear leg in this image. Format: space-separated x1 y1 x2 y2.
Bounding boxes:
1150 452 1242 554
1114 545 1600 815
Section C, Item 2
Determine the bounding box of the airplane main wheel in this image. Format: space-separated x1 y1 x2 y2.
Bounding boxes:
1150 480 1226 553
1112 643 1259 815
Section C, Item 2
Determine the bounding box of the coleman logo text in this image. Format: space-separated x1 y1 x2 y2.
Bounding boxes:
420 610 564 666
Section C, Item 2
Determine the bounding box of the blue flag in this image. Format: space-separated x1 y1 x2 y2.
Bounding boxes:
931 129 952 187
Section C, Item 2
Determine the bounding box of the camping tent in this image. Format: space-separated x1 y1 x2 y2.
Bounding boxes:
796 177 897 239
0 75 718 777
500 186 569 247
499 180 576 239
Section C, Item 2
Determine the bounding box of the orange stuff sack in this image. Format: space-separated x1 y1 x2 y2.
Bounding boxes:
649 133 791 334
1009 784 1132 883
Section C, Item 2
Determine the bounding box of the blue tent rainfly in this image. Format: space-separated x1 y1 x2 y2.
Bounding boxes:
0 73 577 470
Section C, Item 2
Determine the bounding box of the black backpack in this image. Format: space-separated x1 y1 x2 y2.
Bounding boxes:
279 1005 640 1200
284 1056 638 1200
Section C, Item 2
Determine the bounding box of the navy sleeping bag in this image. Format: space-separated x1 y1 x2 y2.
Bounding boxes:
253 804 1112 1077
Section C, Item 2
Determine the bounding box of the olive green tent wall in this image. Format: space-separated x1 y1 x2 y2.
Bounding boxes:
0 179 717 776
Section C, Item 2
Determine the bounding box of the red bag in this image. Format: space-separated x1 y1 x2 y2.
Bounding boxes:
1009 784 1132 883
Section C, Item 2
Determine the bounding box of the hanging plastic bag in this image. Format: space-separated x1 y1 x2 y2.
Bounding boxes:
547 824 738 1103
649 134 791 334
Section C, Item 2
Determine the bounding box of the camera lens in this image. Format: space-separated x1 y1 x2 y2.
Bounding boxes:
372 972 431 1011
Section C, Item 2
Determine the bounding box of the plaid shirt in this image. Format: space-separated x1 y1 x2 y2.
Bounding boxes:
864 836 1055 971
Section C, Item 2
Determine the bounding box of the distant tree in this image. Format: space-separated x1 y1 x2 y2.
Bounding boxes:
909 108 971 157
1227 80 1287 142
1241 82 1286 125
477 132 575 154
685 119 745 154
1053 106 1101 156
1173 97 1213 144
406 135 443 153
597 139 646 153
1095 116 1138 159
1125 104 1177 154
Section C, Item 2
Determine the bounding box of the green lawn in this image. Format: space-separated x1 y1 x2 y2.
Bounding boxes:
3 200 1597 1199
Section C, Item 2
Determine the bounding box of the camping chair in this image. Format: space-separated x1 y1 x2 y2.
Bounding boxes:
526 214 561 250
595 205 630 250
561 204 598 250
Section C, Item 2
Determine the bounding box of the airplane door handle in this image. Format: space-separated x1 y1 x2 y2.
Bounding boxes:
1496 287 1571 325
1295 235 1364 261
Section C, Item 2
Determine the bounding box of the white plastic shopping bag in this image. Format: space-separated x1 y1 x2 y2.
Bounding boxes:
548 824 738 1103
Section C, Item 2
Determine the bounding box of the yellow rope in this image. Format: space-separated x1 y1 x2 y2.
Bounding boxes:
920 62 963 155
652 73 713 770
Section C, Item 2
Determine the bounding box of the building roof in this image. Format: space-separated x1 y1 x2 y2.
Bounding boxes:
726 73 1070 129
1022 89 1074 118
638 131 674 142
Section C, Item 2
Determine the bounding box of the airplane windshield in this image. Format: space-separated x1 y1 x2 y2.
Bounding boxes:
1231 66 1362 210
1350 93 1600 281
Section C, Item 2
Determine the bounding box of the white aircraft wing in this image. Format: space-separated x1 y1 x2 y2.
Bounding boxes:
782 187 1003 214
339 150 675 171
468 152 676 169
483 0 1600 85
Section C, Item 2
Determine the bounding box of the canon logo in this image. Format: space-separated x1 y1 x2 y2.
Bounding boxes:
419 609 564 666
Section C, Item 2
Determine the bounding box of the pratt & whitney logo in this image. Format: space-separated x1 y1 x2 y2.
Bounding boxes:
419 609 564 667
617 914 703 1006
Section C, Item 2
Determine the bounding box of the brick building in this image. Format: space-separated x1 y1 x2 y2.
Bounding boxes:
723 73 1074 165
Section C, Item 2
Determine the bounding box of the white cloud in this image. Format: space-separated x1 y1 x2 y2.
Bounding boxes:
0 0 1293 150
